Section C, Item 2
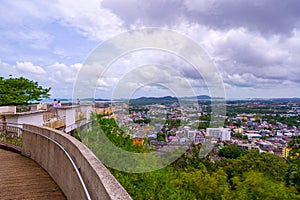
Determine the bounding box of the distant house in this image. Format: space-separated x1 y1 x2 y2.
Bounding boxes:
292 107 300 113
238 143 259 151
147 134 157 138
168 135 176 140
206 128 231 141
132 138 144 146
148 137 158 145
257 141 274 151
193 133 205 145
245 133 262 139
282 147 292 159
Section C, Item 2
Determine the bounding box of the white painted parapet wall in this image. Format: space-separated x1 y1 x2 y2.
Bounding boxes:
1 104 94 133
22 124 132 200
3 110 45 126
0 106 16 114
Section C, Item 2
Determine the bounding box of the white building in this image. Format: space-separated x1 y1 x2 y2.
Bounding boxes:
185 130 196 138
206 128 231 141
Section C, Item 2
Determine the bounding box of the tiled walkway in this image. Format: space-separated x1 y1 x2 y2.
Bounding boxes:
0 149 66 200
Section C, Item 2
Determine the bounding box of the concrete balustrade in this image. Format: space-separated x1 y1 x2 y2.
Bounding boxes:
4 110 45 126
22 124 132 200
1 104 94 133
0 106 16 114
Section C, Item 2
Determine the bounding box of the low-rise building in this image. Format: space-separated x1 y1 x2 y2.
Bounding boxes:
206 128 231 141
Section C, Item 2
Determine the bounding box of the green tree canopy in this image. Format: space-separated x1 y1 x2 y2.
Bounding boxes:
231 171 297 200
0 77 50 105
230 150 288 181
218 145 245 159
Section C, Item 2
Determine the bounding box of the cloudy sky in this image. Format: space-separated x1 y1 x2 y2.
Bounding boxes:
1 0 300 99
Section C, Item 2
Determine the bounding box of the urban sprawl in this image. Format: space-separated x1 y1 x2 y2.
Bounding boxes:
110 98 300 159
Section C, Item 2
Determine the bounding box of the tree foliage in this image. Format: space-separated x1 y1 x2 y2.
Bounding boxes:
80 114 300 199
0 77 50 105
218 145 245 159
231 171 297 200
229 150 289 181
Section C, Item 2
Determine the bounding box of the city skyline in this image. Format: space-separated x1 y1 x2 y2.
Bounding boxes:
1 1 300 99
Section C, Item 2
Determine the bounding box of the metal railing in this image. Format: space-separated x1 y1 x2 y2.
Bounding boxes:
0 122 23 148
0 122 91 200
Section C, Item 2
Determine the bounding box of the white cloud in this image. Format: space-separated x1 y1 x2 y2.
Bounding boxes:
1 1 300 98
0 61 83 97
101 63 198 99
2 30 53 50
70 63 82 71
173 23 300 89
184 0 217 13
0 0 125 42
53 0 125 40
0 61 15 77
0 1 48 25
16 62 46 74
47 62 81 83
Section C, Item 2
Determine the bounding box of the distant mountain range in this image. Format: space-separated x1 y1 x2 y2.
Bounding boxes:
44 95 213 103
129 96 178 103
81 98 110 101
182 95 211 100
128 95 212 104
45 96 300 103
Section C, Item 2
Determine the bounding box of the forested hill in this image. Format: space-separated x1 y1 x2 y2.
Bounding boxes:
79 114 300 200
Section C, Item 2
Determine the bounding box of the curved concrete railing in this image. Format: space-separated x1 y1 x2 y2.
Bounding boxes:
21 124 132 200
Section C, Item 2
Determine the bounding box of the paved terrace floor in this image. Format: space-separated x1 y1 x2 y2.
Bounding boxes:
0 149 66 200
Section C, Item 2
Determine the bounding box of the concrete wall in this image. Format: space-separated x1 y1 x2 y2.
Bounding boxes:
0 106 16 114
21 124 131 200
18 112 45 126
80 104 93 121
5 111 44 126
29 104 48 111
57 106 79 132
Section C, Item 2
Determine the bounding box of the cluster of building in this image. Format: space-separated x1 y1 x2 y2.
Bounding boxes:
112 103 225 150
112 101 300 158
225 114 299 158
